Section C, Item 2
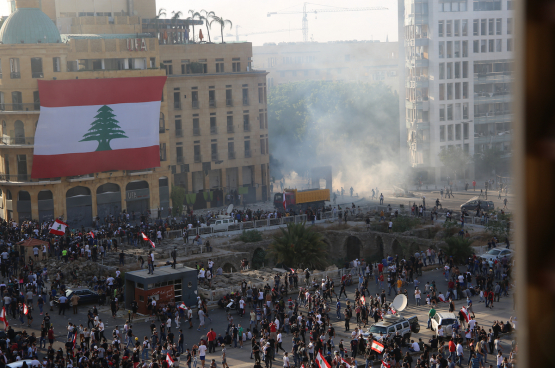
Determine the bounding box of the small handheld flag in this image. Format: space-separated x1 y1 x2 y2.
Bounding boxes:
23 304 28 315
49 219 68 236
89 231 95 238
371 340 384 353
166 353 174 366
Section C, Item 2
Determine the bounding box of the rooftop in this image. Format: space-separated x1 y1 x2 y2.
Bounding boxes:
61 33 154 41
0 7 61 45
126 265 196 280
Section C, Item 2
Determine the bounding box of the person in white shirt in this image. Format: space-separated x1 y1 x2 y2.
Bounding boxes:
415 287 422 306
409 340 420 352
283 352 290 367
456 342 464 365
198 342 207 367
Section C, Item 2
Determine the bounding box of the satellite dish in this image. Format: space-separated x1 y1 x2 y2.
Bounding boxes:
391 294 407 313
226 204 234 214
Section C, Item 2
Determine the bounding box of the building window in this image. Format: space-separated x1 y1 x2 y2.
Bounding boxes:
259 113 264 129
463 82 469 98
454 41 460 57
455 62 461 78
496 39 502 52
489 39 495 52
447 104 453 120
191 91 199 109
173 92 181 110
243 115 250 131
33 91 40 110
194 145 201 162
455 82 461 99
260 139 266 155
473 19 479 36
244 140 251 158
193 118 200 136
446 20 452 36
53 57 61 72
175 119 182 137
455 124 461 140
462 61 468 78
507 0 513 9
258 87 263 104
462 20 468 36
481 40 487 53
11 91 22 111
481 19 487 35
216 62 224 73
473 0 501 11
463 103 469 119
439 42 445 58
160 143 167 161
473 40 479 53
440 105 445 121
226 89 233 106
9 58 20 79
462 41 468 57
496 18 502 35
447 83 453 100
440 125 446 142
210 117 217 135
438 21 444 37
228 142 235 159
488 19 494 35
507 18 513 34
242 88 249 106
439 84 445 100
232 62 241 72
507 39 513 51
209 90 216 107
447 63 452 79
454 20 460 36
448 124 453 140
447 41 453 58
211 143 218 161
176 146 183 164
439 63 445 79
227 116 234 133
463 122 469 139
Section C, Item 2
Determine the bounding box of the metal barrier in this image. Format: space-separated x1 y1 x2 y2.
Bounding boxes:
255 219 268 228
295 214 307 223
269 218 282 226
198 227 212 235
242 222 254 229
282 216 295 224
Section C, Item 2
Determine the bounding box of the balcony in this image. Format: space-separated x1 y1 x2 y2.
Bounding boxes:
193 127 200 136
10 72 20 79
226 99 233 106
474 71 513 83
1 136 34 146
406 58 429 68
211 152 219 161
244 149 252 158
243 123 251 132
406 78 429 88
192 101 199 109
474 112 512 124
406 99 429 111
473 92 512 103
32 72 44 78
0 103 40 112
227 125 234 133
177 156 184 164
474 132 512 144
209 100 216 108
175 129 183 137
228 151 236 159
210 126 218 135
0 174 62 184
194 154 202 163
174 101 181 110
243 98 249 106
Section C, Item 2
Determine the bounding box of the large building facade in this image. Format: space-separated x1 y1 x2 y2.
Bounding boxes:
0 0 269 227
253 41 399 92
402 0 513 182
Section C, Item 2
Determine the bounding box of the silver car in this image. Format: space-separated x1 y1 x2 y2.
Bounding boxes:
479 248 514 261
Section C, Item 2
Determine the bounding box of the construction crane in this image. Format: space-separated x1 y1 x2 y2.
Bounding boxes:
267 2 388 42
214 27 303 41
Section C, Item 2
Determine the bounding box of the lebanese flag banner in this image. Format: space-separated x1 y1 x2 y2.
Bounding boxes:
31 76 167 178
89 231 95 238
49 219 68 236
460 307 470 322
381 360 391 368
23 304 28 315
315 351 330 368
166 353 174 366
0 307 8 331
177 303 187 310
341 358 354 368
439 294 446 302
360 295 366 305
371 340 384 353
283 191 287 211
141 232 156 248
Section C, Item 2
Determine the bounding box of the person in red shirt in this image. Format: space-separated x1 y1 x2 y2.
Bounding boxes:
269 321 277 340
448 338 456 361
207 328 217 353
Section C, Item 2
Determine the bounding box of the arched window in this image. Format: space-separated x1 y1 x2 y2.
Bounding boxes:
14 120 24 144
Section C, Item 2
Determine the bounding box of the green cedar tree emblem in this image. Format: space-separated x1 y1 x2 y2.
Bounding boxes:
80 105 128 151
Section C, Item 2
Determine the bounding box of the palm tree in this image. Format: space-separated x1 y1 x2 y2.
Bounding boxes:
171 11 182 44
154 8 166 44
199 10 215 43
187 10 200 43
267 222 329 270
210 16 232 44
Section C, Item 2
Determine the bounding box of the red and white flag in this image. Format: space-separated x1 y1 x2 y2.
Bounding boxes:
31 76 166 179
0 307 9 331
49 219 68 236
141 232 156 248
72 333 77 350
381 360 391 368
88 231 95 239
177 303 187 311
315 350 330 368
360 295 366 305
439 294 446 302
371 340 384 353
283 191 287 211
341 358 354 368
23 304 28 315
166 353 174 366
460 307 470 322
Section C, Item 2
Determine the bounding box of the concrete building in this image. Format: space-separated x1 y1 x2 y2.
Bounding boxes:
401 0 513 182
252 41 399 92
0 0 269 226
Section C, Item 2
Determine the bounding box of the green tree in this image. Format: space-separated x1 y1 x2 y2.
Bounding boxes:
438 146 471 180
485 212 512 239
441 237 474 264
80 105 127 151
239 229 263 243
267 222 328 269
187 10 200 42
210 16 232 44
474 147 504 177
171 186 186 216
171 11 182 44
268 81 399 178
200 10 215 43
154 8 166 44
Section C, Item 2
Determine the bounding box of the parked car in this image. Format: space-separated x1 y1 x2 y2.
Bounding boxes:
460 197 495 211
366 315 420 344
478 248 514 261
55 288 100 305
8 360 36 368
430 312 458 336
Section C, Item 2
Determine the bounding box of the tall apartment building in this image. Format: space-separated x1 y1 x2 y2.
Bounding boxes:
0 0 269 227
402 0 514 182
253 41 399 92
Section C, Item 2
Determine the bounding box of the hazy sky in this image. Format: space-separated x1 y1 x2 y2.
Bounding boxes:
0 0 399 45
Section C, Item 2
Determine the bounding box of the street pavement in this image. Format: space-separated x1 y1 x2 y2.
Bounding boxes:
13 263 517 368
